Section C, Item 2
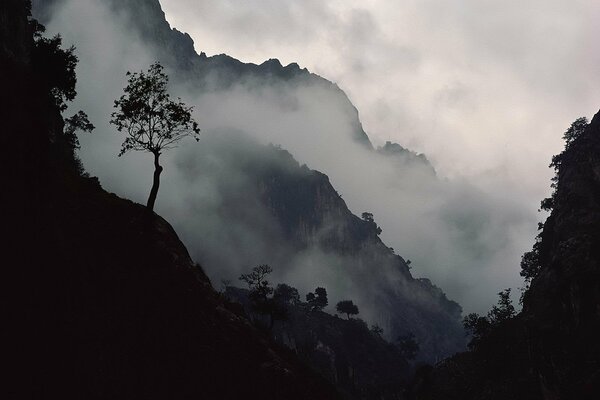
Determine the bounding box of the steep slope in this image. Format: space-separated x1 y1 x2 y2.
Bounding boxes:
413 112 600 399
6 2 339 398
32 0 464 361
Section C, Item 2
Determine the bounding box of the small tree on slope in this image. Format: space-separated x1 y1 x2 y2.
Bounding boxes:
336 300 359 319
110 62 200 212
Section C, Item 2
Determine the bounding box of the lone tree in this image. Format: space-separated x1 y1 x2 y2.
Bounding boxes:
239 265 287 330
110 62 200 212
336 300 359 319
306 287 328 311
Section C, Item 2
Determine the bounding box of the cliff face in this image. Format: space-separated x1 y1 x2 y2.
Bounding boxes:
33 0 374 147
413 112 600 399
7 2 339 398
522 110 600 396
187 132 465 361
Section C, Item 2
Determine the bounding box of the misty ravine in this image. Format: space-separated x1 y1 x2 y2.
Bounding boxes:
8 0 599 399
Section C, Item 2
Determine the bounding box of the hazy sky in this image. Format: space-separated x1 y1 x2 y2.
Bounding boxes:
161 0 600 180
158 0 600 305
43 0 600 315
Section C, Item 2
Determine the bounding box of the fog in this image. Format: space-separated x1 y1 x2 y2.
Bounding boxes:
38 0 598 318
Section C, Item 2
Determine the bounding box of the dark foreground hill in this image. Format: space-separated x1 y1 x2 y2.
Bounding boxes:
5 2 340 398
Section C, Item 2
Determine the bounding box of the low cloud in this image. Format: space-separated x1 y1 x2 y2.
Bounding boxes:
40 0 598 319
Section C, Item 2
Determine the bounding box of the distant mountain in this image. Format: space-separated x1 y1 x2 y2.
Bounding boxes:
377 141 436 176
32 0 463 361
179 131 465 361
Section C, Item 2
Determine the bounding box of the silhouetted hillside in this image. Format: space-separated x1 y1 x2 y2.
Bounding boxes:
226 286 410 400
6 2 340 398
32 0 462 362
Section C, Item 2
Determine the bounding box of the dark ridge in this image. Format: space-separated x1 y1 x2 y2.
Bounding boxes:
6 1 340 398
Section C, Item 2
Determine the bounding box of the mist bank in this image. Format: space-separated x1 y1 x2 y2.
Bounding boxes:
36 0 537 321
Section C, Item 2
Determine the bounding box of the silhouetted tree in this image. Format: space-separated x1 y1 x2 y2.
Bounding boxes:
110 62 200 212
63 111 95 174
520 241 541 283
562 117 589 149
30 21 94 175
361 212 374 222
239 264 274 300
463 289 515 349
306 287 328 311
487 288 515 324
396 333 420 360
31 24 77 112
361 211 382 235
274 284 300 306
239 265 286 330
336 300 359 319
540 117 589 212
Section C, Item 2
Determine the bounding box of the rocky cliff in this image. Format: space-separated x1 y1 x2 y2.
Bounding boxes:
413 112 600 399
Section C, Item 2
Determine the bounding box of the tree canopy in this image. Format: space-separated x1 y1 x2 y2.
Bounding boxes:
306 287 328 311
239 265 287 330
110 62 200 211
336 300 359 319
31 24 77 112
463 288 515 349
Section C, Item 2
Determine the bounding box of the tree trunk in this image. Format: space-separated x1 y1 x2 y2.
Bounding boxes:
146 151 163 212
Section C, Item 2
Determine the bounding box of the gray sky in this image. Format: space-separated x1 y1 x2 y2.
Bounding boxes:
44 0 600 315
161 0 600 179
159 0 600 305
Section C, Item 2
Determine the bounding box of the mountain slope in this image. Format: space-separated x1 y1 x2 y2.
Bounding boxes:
32 0 464 361
6 2 340 398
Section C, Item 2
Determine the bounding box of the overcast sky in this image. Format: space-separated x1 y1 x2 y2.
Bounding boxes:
43 0 600 315
158 0 600 305
161 0 600 181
